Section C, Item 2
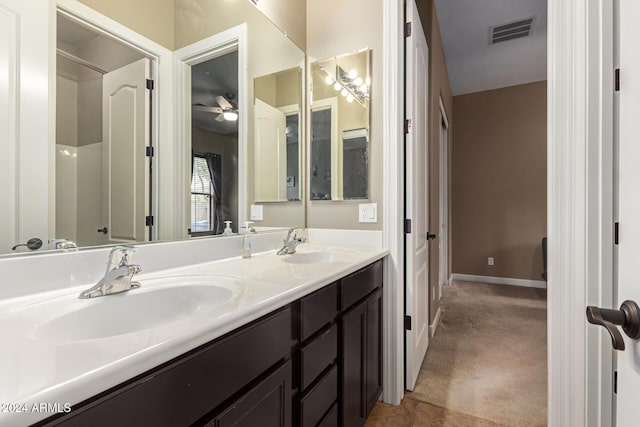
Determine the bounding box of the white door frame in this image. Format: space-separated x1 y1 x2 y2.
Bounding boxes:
381 0 615 421
438 97 449 294
55 0 174 243
548 0 614 425
174 25 248 236
381 0 405 406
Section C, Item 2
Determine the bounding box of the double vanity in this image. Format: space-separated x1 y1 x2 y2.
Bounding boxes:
0 230 387 426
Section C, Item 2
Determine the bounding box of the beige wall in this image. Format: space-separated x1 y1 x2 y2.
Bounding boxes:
306 0 383 230
252 0 306 50
416 0 454 324
451 81 547 281
78 0 174 50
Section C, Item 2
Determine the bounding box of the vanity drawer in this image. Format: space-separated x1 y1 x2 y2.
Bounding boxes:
297 282 338 341
299 364 338 427
340 260 383 310
299 324 337 391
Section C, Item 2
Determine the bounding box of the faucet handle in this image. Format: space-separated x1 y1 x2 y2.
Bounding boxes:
108 245 136 268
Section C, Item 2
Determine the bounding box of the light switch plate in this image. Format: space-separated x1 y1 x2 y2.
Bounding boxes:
250 204 264 221
358 203 378 223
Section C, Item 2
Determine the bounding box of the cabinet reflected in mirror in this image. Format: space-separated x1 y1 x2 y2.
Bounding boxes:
310 49 371 201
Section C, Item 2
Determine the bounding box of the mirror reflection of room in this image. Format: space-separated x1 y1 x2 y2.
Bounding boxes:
190 51 239 236
311 49 371 201
55 12 152 249
253 67 302 202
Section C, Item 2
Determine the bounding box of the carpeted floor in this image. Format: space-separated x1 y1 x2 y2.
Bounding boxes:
404 280 548 426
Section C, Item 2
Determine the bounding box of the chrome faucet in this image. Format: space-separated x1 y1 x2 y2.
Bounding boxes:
51 239 78 250
79 246 142 299
277 228 307 255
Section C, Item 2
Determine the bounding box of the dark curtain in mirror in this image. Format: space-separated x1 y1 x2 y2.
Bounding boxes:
205 153 223 234
191 152 223 235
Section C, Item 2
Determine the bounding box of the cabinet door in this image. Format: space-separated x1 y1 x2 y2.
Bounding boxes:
339 300 367 427
365 288 383 416
208 360 292 427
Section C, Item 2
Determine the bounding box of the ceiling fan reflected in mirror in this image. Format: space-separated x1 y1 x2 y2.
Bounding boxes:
193 94 238 122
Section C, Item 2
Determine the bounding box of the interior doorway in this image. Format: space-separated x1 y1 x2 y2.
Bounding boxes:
189 51 239 236
55 11 154 248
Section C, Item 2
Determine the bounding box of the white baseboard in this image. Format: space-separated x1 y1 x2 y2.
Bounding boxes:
450 273 547 289
429 308 442 337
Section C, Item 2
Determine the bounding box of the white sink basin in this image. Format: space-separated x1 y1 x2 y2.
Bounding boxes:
34 275 240 342
281 250 351 264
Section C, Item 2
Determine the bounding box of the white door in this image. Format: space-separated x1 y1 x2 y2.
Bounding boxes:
615 0 640 423
254 98 287 202
405 0 430 391
0 0 51 253
102 58 151 243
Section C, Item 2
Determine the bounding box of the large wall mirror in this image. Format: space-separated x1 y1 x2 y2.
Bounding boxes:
310 49 371 201
176 0 306 234
1 0 306 257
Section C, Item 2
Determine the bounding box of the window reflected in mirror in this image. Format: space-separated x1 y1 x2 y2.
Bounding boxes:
190 51 239 236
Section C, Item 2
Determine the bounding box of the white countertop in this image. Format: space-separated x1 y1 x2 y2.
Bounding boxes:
0 243 388 426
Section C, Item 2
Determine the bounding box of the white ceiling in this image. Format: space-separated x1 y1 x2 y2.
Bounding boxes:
435 0 547 95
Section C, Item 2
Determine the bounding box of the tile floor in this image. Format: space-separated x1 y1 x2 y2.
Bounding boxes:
366 398 503 426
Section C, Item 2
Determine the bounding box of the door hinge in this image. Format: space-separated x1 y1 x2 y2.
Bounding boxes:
404 218 412 234
404 22 412 38
614 370 617 394
614 222 619 245
404 315 412 330
615 69 620 92
404 119 411 134
145 215 154 227
146 79 154 90
146 146 154 157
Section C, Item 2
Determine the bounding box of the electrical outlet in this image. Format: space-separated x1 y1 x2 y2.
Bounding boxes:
250 204 263 221
358 203 377 223
488 257 494 266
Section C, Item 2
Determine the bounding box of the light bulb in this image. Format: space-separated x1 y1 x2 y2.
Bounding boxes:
334 82 341 91
348 69 358 79
341 89 348 97
360 84 368 93
346 94 354 103
325 75 333 85
223 110 238 121
354 77 363 86
365 76 371 86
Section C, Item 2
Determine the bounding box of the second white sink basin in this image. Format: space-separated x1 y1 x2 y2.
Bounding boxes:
34 275 241 342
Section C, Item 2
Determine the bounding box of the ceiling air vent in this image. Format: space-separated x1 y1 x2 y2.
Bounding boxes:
489 16 536 45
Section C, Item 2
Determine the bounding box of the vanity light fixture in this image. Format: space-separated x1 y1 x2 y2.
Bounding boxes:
320 64 370 107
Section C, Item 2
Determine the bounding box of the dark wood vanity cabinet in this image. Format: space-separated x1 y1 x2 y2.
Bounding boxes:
293 259 383 427
36 259 383 427
339 262 383 426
